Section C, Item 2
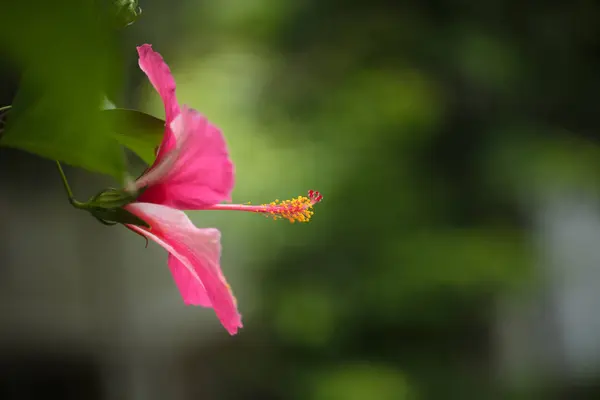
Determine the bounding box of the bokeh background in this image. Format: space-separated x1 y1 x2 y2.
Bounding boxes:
2 0 600 399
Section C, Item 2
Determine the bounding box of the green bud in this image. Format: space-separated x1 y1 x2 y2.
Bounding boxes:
90 188 130 208
84 186 149 227
88 186 146 209
111 0 142 28
89 206 150 228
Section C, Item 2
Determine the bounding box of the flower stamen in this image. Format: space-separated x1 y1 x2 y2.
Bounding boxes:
258 190 323 223
207 190 323 223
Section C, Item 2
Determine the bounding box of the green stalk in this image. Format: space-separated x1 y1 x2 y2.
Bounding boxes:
56 161 88 209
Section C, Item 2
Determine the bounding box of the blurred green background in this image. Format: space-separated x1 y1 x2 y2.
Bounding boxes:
2 0 600 399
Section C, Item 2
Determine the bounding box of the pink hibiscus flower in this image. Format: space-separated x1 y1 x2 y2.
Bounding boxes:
124 44 322 335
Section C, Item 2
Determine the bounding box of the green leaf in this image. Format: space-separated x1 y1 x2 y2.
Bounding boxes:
103 108 165 165
2 71 126 179
0 0 126 179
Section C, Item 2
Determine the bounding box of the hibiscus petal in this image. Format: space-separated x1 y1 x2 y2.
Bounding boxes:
137 44 180 124
168 254 212 307
137 107 235 208
125 202 242 335
136 44 178 169
133 113 185 191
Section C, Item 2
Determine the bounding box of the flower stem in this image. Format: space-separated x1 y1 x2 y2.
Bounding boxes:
55 161 88 209
0 105 12 113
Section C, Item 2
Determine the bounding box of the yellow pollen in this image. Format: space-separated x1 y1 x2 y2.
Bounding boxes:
258 195 317 223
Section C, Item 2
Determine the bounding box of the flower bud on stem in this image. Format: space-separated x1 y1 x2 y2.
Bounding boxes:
55 161 149 228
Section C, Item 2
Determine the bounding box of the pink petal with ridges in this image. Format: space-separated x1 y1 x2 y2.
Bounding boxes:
137 44 180 125
125 202 242 335
137 44 178 164
137 106 235 209
133 113 186 191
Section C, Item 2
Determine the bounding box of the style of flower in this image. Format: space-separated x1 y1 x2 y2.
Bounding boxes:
124 44 322 335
